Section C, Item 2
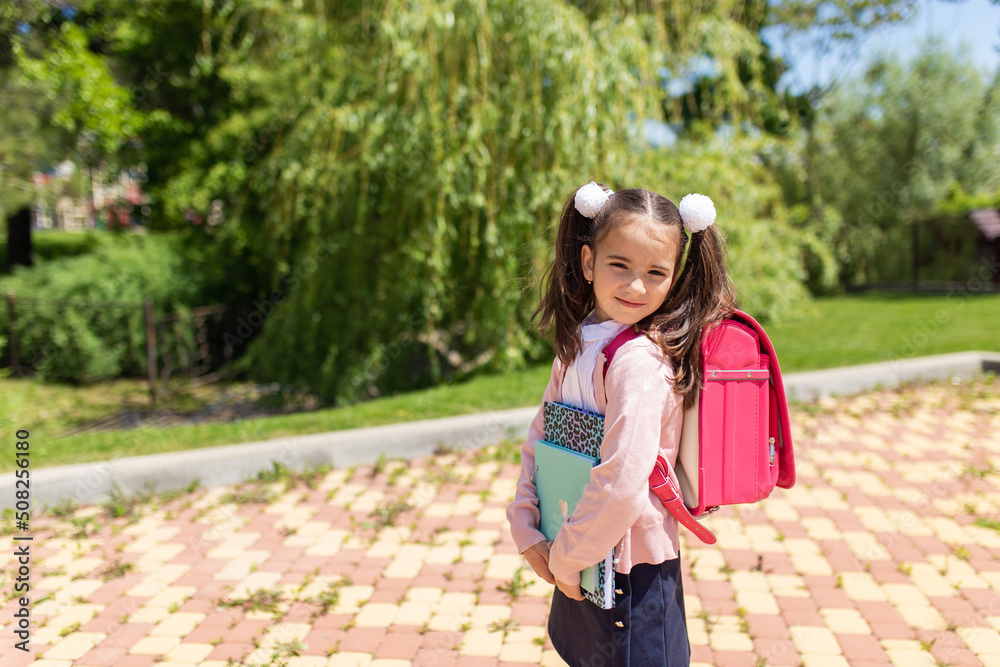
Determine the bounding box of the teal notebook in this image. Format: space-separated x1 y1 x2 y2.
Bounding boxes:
534 438 613 608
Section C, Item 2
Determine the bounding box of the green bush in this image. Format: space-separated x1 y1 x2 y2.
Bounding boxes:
0 229 103 275
0 232 209 382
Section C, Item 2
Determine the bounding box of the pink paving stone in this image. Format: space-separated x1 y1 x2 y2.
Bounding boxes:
96 623 157 649
414 647 460 667
480 580 517 605
421 630 463 651
837 633 887 662
301 628 344 656
795 506 826 518
962 588 1000 615
447 516 479 531
712 650 759 666
291 555 344 574
856 600 907 626
369 589 406 604
206 642 256 661
771 520 810 539
776 596 819 614
745 613 790 639
262 545 306 563
696 580 735 601
340 626 387 652
758 552 796 575
510 599 549 626
827 509 868 531
281 601 321 623
188 580 236 602
809 586 854 608
752 638 800 666
226 619 274 644
690 644 713 663
868 561 911 585
455 656 500 667
880 536 925 563
374 629 423 660
910 535 952 556
453 562 488 581
703 597 739 615
110 655 160 667
311 613 355 631
927 596 988 627
720 549 759 571
183 557 228 577
77 646 130 666
870 622 917 641
172 574 214 589
0 647 37 667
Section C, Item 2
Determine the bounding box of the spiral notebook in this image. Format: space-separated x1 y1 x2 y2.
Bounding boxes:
535 400 614 609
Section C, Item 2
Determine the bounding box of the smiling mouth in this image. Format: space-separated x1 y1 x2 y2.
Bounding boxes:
616 297 644 308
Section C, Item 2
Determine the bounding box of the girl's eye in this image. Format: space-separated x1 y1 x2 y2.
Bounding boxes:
610 262 627 269
650 270 666 277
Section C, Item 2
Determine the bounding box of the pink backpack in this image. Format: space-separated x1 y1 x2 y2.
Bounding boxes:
603 309 796 544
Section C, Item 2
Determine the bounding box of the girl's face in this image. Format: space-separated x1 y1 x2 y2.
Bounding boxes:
581 218 681 325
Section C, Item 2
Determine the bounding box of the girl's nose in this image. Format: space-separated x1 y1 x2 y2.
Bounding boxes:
628 276 645 293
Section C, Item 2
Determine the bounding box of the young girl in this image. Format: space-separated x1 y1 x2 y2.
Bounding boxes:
506 181 737 666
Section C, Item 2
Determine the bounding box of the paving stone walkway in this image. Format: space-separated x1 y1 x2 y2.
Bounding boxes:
2 376 1000 667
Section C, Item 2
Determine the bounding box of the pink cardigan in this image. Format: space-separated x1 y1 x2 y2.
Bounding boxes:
506 334 683 586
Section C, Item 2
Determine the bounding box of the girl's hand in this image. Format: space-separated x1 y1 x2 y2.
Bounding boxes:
556 578 584 601
522 540 555 584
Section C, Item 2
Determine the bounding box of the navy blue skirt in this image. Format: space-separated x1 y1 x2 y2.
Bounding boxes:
548 558 689 667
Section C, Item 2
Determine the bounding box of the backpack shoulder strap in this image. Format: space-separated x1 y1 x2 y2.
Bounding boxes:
602 327 642 382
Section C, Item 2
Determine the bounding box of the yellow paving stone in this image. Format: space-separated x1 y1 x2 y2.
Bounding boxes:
355 603 399 627
228 572 283 599
137 544 187 566
164 642 214 662
881 583 930 607
405 587 444 603
422 503 453 518
855 506 891 532
897 605 947 631
327 652 373 667
839 572 887 602
460 545 494 563
152 661 197 667
789 626 841 655
484 554 523 580
203 532 262 559
540 649 571 667
424 545 461 565
392 601 435 626
54 579 104 604
383 558 423 579
886 510 932 536
790 553 834 576
459 628 503 656
149 612 206 637
958 626 1000 655
333 585 376 614
783 538 822 557
821 608 871 634
989 616 1000 633
809 489 850 510
505 625 546 644
736 590 780 615
843 531 891 561
286 657 330 667
519 570 551 597
128 606 170 625
61 557 103 578
799 656 850 667
140 586 194 612
305 529 349 556
687 618 709 646
767 574 809 597
42 632 105 660
299 575 354 600
469 604 510 630
213 551 273 580
36 574 73 591
126 581 170 599
499 642 543 663
140 562 190 585
427 611 469 633
476 507 507 524
130 635 181 655
907 563 956 598
730 569 769 591
368 660 412 667
927 554 991 589
261 622 312 646
746 524 787 552
881 644 937 667
708 631 754 652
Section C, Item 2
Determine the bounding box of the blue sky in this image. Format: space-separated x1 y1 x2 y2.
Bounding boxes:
765 0 1000 93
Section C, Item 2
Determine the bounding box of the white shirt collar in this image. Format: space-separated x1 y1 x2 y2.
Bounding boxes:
580 311 629 342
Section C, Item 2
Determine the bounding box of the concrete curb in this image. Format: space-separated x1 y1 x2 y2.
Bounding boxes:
9 351 999 511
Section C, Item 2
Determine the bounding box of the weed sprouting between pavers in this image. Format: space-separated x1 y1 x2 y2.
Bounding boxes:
496 567 531 601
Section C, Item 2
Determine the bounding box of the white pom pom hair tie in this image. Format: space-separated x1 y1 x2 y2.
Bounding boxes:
575 181 613 218
678 193 716 233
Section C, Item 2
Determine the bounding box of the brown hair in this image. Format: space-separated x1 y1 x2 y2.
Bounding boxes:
531 182 738 408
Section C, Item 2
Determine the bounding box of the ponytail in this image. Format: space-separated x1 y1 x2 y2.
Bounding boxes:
532 184 608 365
644 224 738 409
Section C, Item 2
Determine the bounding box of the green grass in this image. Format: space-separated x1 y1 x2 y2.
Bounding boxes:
3 290 998 472
766 291 1000 372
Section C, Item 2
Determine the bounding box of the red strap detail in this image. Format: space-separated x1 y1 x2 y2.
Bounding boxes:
602 328 641 382
649 456 717 545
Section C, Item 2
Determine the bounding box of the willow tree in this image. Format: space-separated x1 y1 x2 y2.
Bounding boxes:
165 0 819 404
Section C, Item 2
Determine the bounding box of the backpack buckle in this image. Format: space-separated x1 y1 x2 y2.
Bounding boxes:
769 437 776 465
